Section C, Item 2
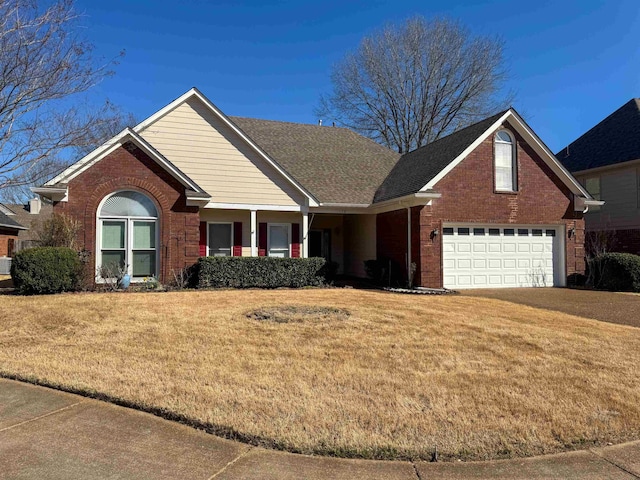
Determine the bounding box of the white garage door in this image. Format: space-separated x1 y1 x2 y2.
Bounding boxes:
442 224 564 289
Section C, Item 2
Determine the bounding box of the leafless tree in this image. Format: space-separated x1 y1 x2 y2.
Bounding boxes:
0 0 127 200
317 17 512 153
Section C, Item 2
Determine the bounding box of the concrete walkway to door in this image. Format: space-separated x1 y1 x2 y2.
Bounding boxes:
1 378 639 479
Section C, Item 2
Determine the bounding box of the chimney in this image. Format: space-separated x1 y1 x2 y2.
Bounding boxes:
29 197 41 215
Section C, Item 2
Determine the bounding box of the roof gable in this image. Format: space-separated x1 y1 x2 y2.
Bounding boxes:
374 112 506 203
134 88 318 206
374 109 590 203
45 128 206 194
230 117 401 204
556 99 640 173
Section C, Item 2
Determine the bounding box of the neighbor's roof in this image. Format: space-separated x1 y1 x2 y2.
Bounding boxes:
5 203 53 240
556 98 640 173
230 117 401 204
373 111 508 203
0 210 27 231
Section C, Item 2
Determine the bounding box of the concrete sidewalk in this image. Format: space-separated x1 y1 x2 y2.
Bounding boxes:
0 378 638 480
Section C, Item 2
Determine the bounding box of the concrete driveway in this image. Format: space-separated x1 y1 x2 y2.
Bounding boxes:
1 378 639 479
461 288 640 328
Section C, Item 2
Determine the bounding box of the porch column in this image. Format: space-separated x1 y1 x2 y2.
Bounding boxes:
250 210 257 257
302 211 309 258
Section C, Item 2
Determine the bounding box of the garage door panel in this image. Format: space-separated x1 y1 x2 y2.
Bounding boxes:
442 224 560 289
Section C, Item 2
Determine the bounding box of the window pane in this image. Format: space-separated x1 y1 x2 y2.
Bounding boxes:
532 229 543 236
489 228 500 236
269 225 289 249
458 228 469 235
473 228 485 235
269 225 289 258
102 251 125 270
100 191 157 217
209 223 232 256
102 221 125 249
134 221 155 249
132 251 156 277
496 131 512 143
504 229 515 236
443 227 454 235
496 166 513 190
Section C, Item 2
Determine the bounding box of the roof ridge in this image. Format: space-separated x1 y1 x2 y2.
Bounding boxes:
229 115 351 130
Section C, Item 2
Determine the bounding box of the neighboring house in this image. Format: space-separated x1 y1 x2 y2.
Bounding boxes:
556 99 640 255
0 205 27 261
4 198 53 251
33 88 596 289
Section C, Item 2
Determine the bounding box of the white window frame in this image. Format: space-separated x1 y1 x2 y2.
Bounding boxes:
267 223 291 258
207 222 234 257
494 129 517 192
96 191 159 282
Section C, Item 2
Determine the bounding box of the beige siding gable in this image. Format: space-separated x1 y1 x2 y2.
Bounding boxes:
578 165 640 230
139 97 305 206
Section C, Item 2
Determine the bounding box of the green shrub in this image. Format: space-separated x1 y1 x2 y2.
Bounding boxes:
196 257 326 289
10 247 82 295
589 252 640 292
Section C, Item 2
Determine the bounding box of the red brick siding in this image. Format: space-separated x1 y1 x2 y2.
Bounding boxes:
378 122 586 288
53 143 200 284
0 233 18 257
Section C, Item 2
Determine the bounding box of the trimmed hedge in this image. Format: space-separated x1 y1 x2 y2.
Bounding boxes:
196 256 326 289
10 247 82 295
589 252 640 292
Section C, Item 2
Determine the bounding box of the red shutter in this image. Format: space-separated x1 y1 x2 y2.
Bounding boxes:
258 223 267 256
233 222 243 256
199 222 207 257
291 223 301 258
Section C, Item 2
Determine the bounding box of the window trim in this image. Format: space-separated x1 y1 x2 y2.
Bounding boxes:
206 222 234 257
494 129 518 193
267 223 291 258
96 190 159 282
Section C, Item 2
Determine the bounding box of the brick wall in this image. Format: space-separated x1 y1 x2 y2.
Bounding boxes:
0 232 18 257
378 121 586 288
53 142 200 283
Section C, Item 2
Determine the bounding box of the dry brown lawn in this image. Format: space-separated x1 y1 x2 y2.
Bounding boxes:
0 289 639 461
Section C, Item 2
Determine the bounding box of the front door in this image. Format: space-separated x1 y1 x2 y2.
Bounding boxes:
309 229 331 261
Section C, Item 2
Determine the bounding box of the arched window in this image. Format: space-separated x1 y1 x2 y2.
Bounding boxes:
495 130 517 191
98 191 158 279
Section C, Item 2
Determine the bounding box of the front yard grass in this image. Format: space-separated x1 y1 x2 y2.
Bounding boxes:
1 289 639 461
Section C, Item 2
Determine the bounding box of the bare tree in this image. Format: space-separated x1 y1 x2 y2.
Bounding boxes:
317 17 512 153
0 0 126 199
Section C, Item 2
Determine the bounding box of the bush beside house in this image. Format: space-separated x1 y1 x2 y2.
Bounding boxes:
196 257 326 289
589 252 640 292
10 247 82 294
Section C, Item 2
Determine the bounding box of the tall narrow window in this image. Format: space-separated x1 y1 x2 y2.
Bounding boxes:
98 191 158 279
495 130 517 191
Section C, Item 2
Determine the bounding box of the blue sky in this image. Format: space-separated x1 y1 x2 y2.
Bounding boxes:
76 0 640 152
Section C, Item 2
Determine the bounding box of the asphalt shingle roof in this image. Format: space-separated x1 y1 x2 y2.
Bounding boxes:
4 203 52 240
556 99 640 172
229 117 401 204
0 210 26 230
373 111 507 203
